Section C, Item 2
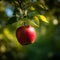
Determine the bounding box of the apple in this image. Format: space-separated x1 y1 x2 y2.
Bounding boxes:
16 26 36 45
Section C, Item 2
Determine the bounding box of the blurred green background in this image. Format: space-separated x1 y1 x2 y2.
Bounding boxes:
0 0 60 60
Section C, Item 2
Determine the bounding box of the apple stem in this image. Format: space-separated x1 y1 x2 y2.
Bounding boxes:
24 22 26 26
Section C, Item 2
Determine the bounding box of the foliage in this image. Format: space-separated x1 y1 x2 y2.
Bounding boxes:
0 0 60 60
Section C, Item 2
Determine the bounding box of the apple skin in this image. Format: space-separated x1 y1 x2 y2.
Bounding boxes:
16 26 36 45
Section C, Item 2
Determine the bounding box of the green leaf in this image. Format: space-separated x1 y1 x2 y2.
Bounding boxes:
33 16 39 25
28 20 39 27
38 15 49 23
30 6 35 11
6 16 17 25
37 4 48 10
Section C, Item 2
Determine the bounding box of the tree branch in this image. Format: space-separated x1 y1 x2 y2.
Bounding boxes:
17 0 23 10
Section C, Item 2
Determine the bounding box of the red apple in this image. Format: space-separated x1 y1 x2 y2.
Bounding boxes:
16 26 36 45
